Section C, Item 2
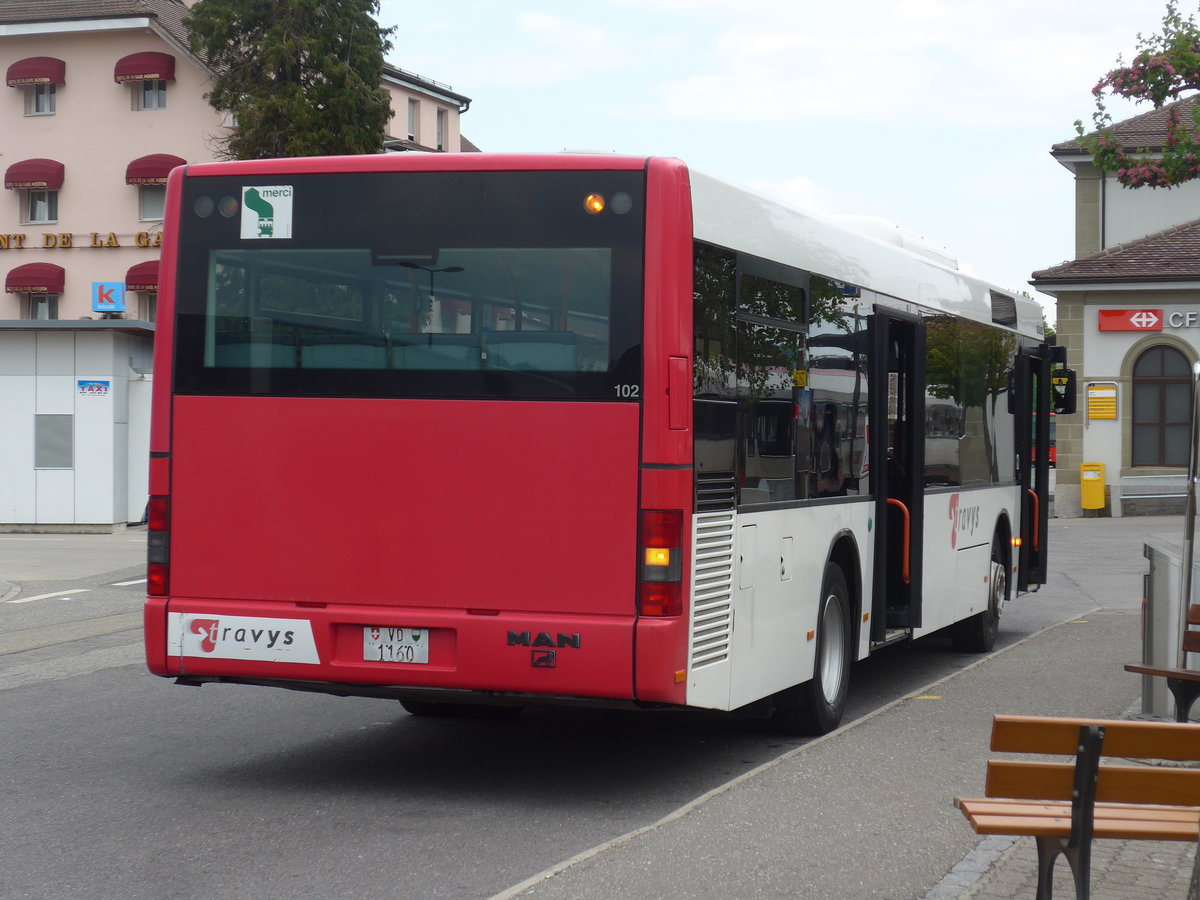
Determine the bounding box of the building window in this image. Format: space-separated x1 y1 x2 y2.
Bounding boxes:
25 83 56 115
1132 344 1192 467
34 414 73 468
436 108 446 150
139 184 166 221
407 98 418 141
22 190 58 225
134 80 167 110
139 291 158 322
25 293 59 320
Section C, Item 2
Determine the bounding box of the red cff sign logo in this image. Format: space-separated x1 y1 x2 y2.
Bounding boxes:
1098 309 1162 331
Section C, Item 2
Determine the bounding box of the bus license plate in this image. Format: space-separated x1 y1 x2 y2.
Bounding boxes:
363 626 429 664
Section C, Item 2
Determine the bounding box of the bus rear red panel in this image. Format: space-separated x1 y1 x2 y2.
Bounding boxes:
631 158 695 705
161 396 641 697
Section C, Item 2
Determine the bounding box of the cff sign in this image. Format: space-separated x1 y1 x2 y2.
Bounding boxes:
91 281 125 313
1098 309 1162 331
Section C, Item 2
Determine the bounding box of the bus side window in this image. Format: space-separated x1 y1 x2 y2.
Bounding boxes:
737 320 801 505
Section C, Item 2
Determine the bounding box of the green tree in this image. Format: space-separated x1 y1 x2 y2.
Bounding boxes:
187 0 395 159
1077 1 1200 188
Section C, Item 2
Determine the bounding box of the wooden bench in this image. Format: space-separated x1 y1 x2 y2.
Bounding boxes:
956 714 1200 900
1125 601 1200 723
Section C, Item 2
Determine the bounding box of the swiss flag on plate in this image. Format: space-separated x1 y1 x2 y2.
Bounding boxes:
1098 309 1163 331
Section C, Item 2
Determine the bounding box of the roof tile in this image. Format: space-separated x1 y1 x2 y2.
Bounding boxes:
1032 218 1200 283
1053 96 1200 154
0 1 191 49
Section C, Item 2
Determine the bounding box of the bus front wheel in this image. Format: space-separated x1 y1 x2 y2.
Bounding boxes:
772 562 852 735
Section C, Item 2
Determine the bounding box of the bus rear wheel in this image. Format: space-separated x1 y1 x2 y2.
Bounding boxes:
953 533 1007 653
772 562 852 735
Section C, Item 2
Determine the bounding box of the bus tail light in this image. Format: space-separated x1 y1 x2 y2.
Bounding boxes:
147 494 170 596
639 509 683 617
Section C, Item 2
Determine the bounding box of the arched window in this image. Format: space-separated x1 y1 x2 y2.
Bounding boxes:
1132 345 1192 467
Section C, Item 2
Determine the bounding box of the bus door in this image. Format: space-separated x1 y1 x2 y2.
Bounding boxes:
870 308 925 642
1013 346 1053 590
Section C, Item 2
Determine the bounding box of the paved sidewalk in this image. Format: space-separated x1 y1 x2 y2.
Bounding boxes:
930 513 1200 899
954 833 1197 899
925 698 1200 899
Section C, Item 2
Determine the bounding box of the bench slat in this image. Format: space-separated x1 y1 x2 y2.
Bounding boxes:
964 812 1198 841
1125 663 1200 684
986 760 1200 806
991 714 1200 761
958 798 1200 824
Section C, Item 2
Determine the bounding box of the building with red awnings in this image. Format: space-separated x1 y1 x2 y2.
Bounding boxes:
0 0 472 528
5 262 65 294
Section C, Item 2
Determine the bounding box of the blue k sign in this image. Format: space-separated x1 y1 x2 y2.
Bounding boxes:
92 281 126 313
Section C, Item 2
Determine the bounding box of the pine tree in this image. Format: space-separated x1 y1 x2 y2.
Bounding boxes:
187 0 395 159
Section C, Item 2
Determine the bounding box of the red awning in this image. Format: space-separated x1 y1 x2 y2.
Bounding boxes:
125 260 160 291
126 154 185 185
114 51 175 83
6 263 64 294
4 158 64 190
6 57 66 87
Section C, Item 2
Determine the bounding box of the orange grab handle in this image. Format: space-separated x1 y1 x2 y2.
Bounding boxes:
1026 489 1040 552
886 497 911 584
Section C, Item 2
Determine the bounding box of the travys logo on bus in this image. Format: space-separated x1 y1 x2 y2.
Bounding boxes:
167 613 319 664
947 493 980 549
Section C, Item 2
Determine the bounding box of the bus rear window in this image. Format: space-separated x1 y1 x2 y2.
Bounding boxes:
172 171 644 399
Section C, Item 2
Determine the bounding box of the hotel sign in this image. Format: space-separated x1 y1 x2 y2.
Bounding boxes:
0 231 163 250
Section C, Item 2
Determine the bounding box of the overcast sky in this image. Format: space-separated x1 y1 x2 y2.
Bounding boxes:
379 1 1173 321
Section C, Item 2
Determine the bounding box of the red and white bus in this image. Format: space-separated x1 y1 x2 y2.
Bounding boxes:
143 153 1071 733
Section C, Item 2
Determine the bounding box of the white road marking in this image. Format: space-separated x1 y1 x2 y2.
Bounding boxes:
110 578 147 587
5 588 90 604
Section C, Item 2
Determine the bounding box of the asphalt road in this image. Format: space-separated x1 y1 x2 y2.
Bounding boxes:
0 514 1181 899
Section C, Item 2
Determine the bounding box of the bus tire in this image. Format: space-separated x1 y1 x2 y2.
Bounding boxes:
953 532 1007 653
772 561 852 735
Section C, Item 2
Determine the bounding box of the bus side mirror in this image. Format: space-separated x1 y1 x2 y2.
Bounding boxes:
1052 369 1077 415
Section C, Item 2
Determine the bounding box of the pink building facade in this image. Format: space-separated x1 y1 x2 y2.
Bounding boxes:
1 0 471 323
0 1 471 528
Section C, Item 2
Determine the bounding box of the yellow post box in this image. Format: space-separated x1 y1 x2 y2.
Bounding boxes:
1080 462 1106 510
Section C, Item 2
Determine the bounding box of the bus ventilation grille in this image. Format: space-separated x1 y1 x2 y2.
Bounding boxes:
690 509 734 669
695 472 736 513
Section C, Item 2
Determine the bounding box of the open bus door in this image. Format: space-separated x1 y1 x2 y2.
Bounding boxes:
870 309 925 643
1012 345 1068 590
